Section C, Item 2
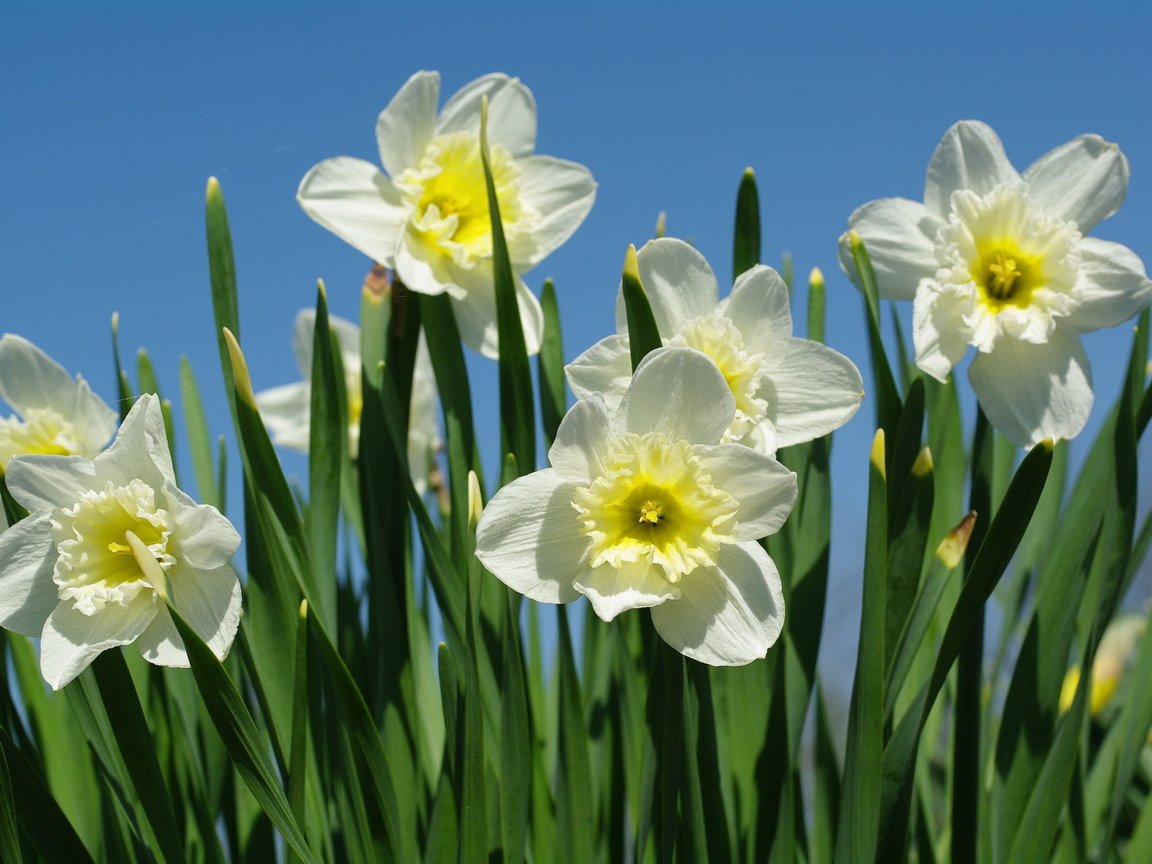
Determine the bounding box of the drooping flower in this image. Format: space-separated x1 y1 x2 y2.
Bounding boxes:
566 238 864 457
255 306 441 494
476 346 795 665
297 70 597 358
840 120 1152 447
0 395 242 689
0 334 118 473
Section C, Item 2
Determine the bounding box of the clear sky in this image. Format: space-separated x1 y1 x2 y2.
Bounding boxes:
4 2 1151 689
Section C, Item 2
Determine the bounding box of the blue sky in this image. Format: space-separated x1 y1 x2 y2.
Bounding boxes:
4 3 1151 683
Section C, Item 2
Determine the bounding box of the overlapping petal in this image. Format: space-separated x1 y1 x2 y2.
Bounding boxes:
651 542 784 666
296 157 408 265
924 120 1019 217
474 469 585 604
1068 238 1152 332
1022 134 1128 232
617 347 734 445
968 330 1093 447
838 198 942 301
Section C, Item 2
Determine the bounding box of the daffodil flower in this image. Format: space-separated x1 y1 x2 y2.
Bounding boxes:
255 308 441 494
476 346 795 665
840 120 1152 447
566 239 864 457
0 334 118 473
0 395 242 689
297 70 597 358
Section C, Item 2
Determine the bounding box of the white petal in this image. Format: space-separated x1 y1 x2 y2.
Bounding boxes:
137 564 243 665
621 239 719 336
694 445 796 540
40 593 158 690
474 469 585 604
375 70 440 178
924 121 1020 218
722 266 793 352
548 395 612 484
0 335 82 417
96 394 174 491
254 382 311 452
913 283 973 382
759 340 865 448
5 454 95 512
1067 238 1152 332
169 500 241 570
574 561 679 622
436 73 537 159
514 156 597 267
394 230 453 297
297 157 408 265
838 198 943 300
450 271 543 358
617 347 734 444
0 512 58 636
651 542 784 666
968 331 1094 447
1023 135 1128 232
291 309 317 373
565 334 632 405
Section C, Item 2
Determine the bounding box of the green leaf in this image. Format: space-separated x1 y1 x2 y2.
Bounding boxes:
307 281 343 633
306 606 405 861
621 245 662 371
537 279 567 451
206 177 241 426
179 357 220 510
732 167 761 282
847 233 902 438
877 439 1053 854
0 726 93 863
110 311 134 418
0 728 23 864
90 650 184 864
554 608 595 863
168 605 320 864
834 430 888 864
807 267 826 343
480 98 535 479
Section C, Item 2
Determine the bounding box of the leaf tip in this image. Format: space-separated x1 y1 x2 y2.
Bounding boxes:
222 327 258 410
912 446 933 478
808 267 824 290
936 510 977 569
870 428 886 478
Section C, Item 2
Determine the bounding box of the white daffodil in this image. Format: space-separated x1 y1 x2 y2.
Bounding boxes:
0 395 241 690
255 308 441 494
297 70 597 358
840 120 1152 447
476 346 795 666
566 239 864 457
0 334 118 473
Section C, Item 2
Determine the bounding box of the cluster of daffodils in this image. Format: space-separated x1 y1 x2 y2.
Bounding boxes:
841 120 1152 447
294 66 865 663
0 342 241 689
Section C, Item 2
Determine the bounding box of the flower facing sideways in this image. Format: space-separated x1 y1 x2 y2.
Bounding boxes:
0 334 118 473
0 395 242 689
566 239 864 458
840 120 1152 447
476 347 796 665
297 70 597 358
254 307 441 494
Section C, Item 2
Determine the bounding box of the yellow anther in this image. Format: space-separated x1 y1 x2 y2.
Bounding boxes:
987 252 1022 299
638 501 664 525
